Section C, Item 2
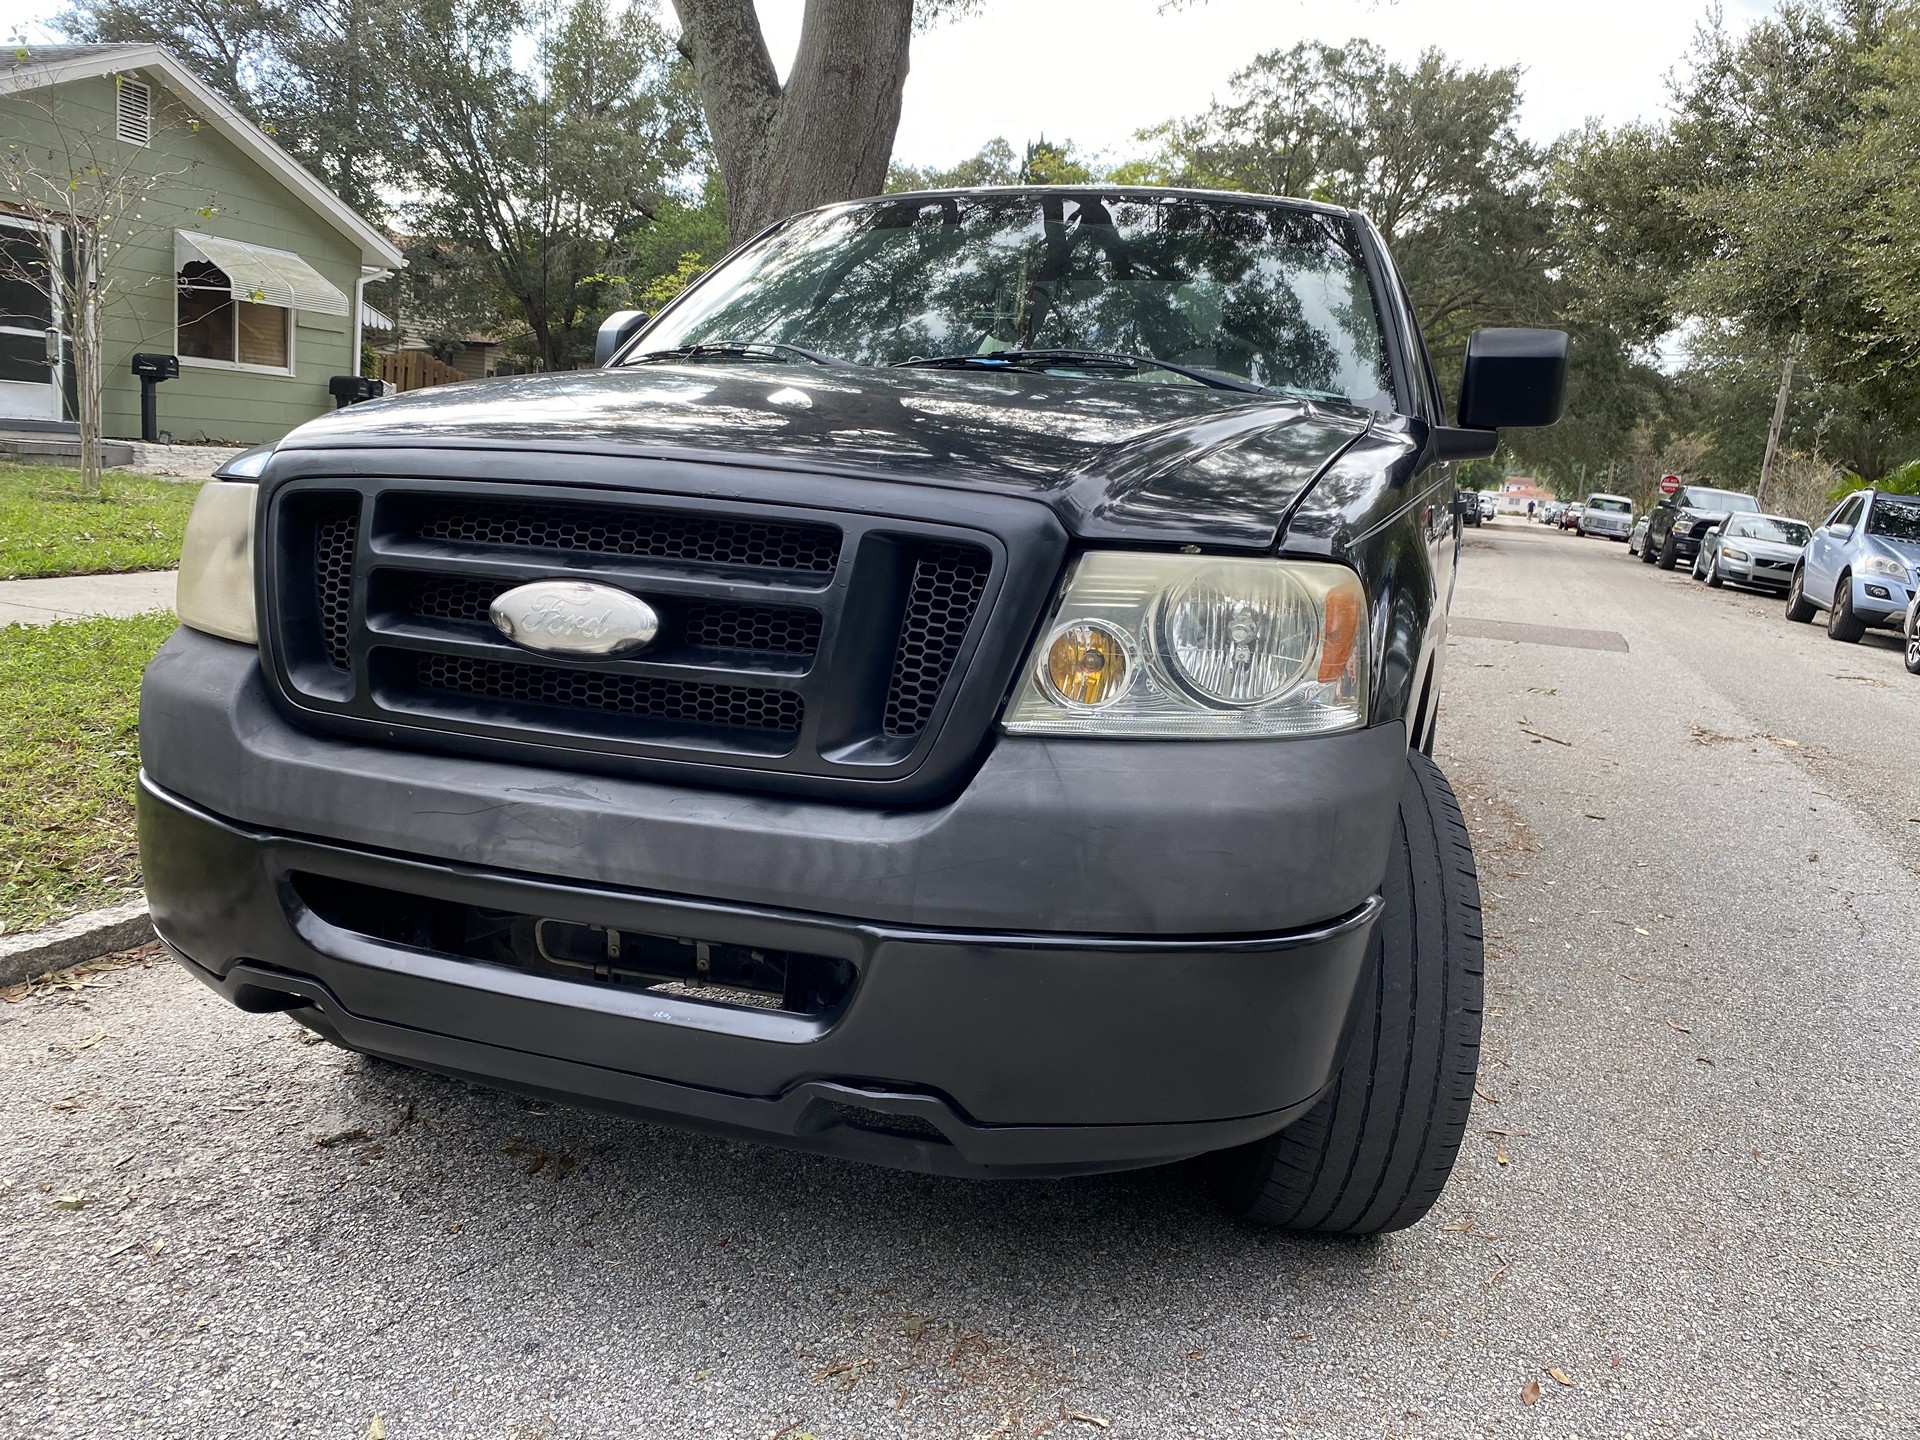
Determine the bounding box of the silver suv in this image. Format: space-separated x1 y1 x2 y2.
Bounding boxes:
1578 492 1633 540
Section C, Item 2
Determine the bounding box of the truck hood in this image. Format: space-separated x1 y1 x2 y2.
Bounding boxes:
278 363 1375 549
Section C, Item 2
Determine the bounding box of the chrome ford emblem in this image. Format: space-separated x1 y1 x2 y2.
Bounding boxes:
489 581 660 657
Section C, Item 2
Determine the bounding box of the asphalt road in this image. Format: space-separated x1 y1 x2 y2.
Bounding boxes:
3 518 1915 1438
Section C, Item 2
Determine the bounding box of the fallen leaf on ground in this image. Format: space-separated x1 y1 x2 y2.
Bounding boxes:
315 1127 372 1148
1067 1416 1111 1431
364 1419 386 1440
1549 1367 1574 1386
51 1193 88 1210
1633 926 1650 936
1439 1218 1476 1233
1495 1146 1510 1165
1520 1381 1541 1406
810 1357 868 1381
72 1032 109 1050
1473 1084 1500 1104
1665 1019 1692 1034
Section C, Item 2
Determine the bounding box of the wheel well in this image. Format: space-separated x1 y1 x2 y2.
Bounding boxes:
1409 662 1437 754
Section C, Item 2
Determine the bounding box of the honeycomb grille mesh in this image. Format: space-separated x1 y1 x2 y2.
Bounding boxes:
881 543 990 737
415 654 804 734
314 505 359 672
682 602 820 656
404 576 820 657
414 500 840 574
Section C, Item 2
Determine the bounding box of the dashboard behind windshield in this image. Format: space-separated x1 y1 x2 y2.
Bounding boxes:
632 194 1395 407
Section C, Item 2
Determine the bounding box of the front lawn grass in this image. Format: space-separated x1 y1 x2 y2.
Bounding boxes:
0 462 201 579
0 611 177 935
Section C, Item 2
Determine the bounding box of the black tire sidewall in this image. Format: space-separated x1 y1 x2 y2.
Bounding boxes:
1207 752 1484 1234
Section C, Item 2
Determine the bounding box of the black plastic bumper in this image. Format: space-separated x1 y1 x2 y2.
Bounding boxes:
138 628 1406 1175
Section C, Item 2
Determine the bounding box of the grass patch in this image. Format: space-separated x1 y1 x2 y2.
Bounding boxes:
0 610 177 935
0 462 201 579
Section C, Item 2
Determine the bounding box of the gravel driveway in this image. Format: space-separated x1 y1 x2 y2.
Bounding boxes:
3 519 1914 1438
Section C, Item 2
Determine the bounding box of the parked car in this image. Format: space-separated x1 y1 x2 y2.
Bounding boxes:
1692 513 1810 590
1461 490 1483 525
1560 504 1584 531
1642 484 1762 568
1627 512 1651 555
1478 492 1498 521
139 185 1569 1235
1577 492 1633 540
1785 488 1920 641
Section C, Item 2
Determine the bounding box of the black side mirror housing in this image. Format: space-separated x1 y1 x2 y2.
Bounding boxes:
595 309 651 367
1456 327 1569 430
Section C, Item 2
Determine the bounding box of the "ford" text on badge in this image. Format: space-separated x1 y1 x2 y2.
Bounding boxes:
488 581 661 658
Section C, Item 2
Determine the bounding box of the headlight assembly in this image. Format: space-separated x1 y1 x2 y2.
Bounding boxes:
1003 553 1368 738
175 481 258 644
1861 554 1910 580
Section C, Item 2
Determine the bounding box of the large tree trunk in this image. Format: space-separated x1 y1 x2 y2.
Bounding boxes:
673 0 913 246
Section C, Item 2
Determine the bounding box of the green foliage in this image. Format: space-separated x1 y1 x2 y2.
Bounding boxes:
398 0 707 371
0 465 201 580
0 611 176 933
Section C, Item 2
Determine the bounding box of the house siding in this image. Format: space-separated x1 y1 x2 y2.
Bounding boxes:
2 67 364 444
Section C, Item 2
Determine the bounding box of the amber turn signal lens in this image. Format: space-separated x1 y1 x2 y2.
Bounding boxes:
1319 582 1362 683
1043 622 1130 707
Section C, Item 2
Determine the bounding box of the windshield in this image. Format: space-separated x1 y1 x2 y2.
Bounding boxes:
1728 516 1812 544
632 193 1394 406
1680 487 1760 513
1587 497 1631 513
1867 497 1920 542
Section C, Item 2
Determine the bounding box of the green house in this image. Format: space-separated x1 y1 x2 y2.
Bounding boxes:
1 43 404 445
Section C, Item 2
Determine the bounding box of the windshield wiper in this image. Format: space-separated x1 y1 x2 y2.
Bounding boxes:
890 348 1266 394
625 340 849 367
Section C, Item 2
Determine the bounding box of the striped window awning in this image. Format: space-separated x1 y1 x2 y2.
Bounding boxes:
174 231 349 315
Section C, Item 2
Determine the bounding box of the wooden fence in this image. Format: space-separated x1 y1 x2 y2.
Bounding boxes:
378 350 468 393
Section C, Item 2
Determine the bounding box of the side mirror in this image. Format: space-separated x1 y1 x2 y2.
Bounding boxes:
1829 523 1853 541
595 309 651 367
1456 328 1569 430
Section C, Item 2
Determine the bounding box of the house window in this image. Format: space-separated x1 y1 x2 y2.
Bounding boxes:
177 260 291 369
115 77 152 146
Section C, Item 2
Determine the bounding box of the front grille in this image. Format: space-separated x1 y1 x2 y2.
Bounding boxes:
411 497 840 575
415 653 804 735
315 506 358 671
403 574 822 658
883 543 991 736
264 474 1060 800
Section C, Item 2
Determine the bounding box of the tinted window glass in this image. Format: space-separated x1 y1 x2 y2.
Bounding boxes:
1867 496 1920 542
1728 517 1811 544
639 195 1395 405
1679 487 1760 512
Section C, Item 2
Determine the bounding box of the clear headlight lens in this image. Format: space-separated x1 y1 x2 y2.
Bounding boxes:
1861 553 1909 579
175 481 258 644
1003 553 1368 738
1723 547 1751 562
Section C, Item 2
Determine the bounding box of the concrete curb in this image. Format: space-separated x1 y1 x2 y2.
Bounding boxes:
0 898 154 988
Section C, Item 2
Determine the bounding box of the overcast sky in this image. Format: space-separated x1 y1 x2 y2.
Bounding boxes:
763 0 1773 168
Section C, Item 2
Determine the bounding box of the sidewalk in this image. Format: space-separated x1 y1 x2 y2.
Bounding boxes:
0 571 177 626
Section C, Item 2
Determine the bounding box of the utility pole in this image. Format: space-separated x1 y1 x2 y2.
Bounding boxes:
1756 343 1797 507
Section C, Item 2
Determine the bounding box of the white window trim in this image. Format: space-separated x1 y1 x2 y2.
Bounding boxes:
173 279 297 377
114 77 152 147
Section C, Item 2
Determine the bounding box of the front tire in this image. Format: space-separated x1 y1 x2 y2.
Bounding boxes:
1640 533 1658 564
1207 753 1483 1234
1827 576 1866 642
1905 608 1920 675
1657 533 1679 569
1706 557 1725 588
1785 567 1816 623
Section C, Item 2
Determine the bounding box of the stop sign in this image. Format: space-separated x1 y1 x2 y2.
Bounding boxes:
1659 473 1682 496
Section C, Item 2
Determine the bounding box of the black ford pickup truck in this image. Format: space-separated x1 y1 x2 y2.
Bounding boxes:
142 188 1565 1233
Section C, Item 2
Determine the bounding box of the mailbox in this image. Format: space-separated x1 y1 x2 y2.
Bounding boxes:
130 353 180 441
329 374 386 408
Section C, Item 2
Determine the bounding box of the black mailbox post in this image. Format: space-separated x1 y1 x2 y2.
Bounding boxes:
328 374 385 408
130 353 179 443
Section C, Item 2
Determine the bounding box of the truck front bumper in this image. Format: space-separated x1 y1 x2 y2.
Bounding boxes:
139 629 1405 1177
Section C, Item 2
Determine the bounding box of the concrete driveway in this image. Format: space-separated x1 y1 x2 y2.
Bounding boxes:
2 519 1914 1438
